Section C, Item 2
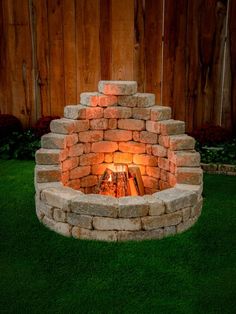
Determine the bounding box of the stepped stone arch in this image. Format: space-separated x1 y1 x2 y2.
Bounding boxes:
35 81 203 241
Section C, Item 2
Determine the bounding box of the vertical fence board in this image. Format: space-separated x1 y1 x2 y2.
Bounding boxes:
133 0 145 92
100 0 112 80
48 0 65 116
76 0 101 95
111 0 134 80
145 0 163 102
63 0 77 105
229 0 236 134
163 0 187 122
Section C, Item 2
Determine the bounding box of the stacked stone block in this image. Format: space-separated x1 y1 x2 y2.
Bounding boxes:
35 80 203 241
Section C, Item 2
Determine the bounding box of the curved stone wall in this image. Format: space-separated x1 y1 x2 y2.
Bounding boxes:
35 80 203 241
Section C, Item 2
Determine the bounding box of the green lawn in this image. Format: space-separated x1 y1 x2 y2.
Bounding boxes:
0 160 236 314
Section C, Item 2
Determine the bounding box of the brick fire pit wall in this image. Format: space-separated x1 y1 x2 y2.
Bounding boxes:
35 81 203 241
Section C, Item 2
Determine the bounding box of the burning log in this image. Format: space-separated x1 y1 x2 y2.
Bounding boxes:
96 164 144 197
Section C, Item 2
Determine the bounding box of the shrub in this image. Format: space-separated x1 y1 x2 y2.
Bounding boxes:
33 115 60 138
0 114 22 139
190 124 232 146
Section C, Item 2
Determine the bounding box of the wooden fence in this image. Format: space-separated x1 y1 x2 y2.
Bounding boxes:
0 0 236 133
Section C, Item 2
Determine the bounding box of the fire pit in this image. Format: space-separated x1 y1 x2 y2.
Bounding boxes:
35 81 203 241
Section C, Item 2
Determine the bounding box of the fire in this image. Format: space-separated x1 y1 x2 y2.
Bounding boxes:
96 164 144 197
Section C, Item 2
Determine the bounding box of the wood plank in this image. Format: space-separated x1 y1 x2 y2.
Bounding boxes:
133 0 145 92
111 0 134 80
4 0 33 127
76 0 101 96
145 0 163 102
48 0 65 117
100 0 112 80
163 0 187 123
33 0 50 117
229 0 236 134
63 0 77 105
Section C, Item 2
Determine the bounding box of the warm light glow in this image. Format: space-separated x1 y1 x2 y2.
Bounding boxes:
108 174 112 182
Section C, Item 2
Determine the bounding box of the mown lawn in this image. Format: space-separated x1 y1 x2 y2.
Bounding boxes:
0 159 236 314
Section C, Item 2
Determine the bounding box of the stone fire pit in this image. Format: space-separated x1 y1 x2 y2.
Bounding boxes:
35 81 203 241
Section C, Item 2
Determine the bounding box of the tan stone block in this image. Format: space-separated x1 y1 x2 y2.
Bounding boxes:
85 107 103 119
191 197 203 218
65 134 78 147
36 196 53 218
83 143 91 153
160 169 167 181
41 133 66 149
80 153 104 165
146 144 152 155
176 217 198 233
61 157 78 171
150 106 171 121
118 93 155 107
119 141 146 154
90 118 108 130
118 118 145 131
182 207 191 222
36 206 44 221
107 118 117 129
67 213 92 229
113 152 133 164
41 186 81 211
146 120 160 133
93 217 141 231
132 107 151 120
35 148 61 165
142 211 182 230
91 141 118 153
143 195 165 216
105 153 113 163
72 227 117 241
117 229 164 241
71 194 118 217
70 166 91 179
169 161 177 174
80 92 117 107
176 167 203 185
158 157 169 171
175 183 203 199
104 130 132 141
50 118 89 134
152 145 167 157
104 106 132 119
158 135 170 148
42 216 71 237
80 175 98 187
66 179 81 190
35 181 63 196
53 208 67 222
61 171 70 184
159 180 170 190
142 176 159 190
201 163 218 172
118 196 149 217
133 154 158 166
167 134 195 150
163 226 176 237
168 150 200 167
167 172 177 187
133 131 140 142
153 187 198 213
158 120 185 135
140 131 158 144
146 166 160 178
98 80 137 95
35 165 61 183
64 105 86 119
68 143 84 157
79 130 103 142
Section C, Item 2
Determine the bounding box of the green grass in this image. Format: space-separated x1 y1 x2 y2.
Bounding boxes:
0 160 236 314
